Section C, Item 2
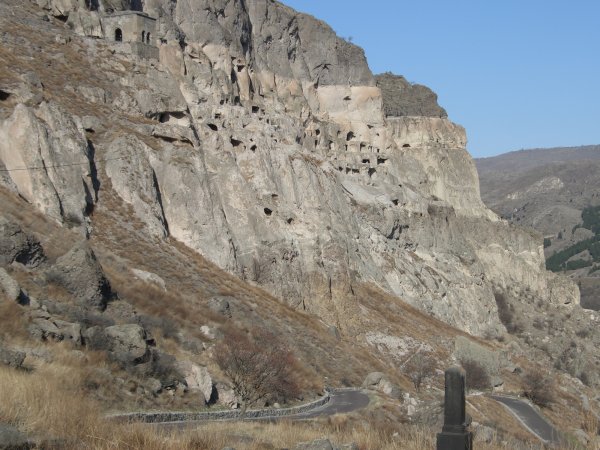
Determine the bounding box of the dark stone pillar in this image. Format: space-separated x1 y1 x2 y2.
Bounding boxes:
437 367 473 450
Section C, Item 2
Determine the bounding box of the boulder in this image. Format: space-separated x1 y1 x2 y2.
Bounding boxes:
131 268 166 291
362 372 402 399
0 348 26 369
104 324 152 365
362 372 386 388
28 317 82 345
176 361 214 404
216 382 239 409
46 243 112 310
0 217 45 267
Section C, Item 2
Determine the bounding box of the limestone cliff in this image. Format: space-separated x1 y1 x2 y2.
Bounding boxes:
0 0 578 338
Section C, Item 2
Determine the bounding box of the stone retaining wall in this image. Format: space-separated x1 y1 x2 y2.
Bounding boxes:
108 391 333 423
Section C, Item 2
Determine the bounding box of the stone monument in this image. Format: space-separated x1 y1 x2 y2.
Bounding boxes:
437 366 473 450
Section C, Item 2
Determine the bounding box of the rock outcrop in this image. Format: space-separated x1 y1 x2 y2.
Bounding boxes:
0 103 95 226
46 243 113 310
0 0 579 339
362 372 402 399
0 217 45 267
103 324 153 365
375 72 447 118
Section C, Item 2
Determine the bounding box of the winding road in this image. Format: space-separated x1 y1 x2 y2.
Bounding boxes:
490 395 561 446
123 389 372 428
292 389 371 419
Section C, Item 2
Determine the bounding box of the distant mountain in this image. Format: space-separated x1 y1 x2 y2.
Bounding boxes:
476 145 600 309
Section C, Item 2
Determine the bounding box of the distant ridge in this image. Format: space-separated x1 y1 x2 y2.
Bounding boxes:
476 145 600 174
476 144 600 310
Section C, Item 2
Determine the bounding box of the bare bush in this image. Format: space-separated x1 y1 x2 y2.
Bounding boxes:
215 328 299 415
149 351 182 386
523 370 554 407
138 314 179 341
404 351 435 392
461 359 490 391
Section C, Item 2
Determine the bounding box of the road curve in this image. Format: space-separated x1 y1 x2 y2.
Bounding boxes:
291 389 370 419
152 389 370 428
490 395 561 446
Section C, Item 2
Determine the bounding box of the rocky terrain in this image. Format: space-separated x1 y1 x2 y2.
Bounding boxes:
0 0 599 448
477 146 600 309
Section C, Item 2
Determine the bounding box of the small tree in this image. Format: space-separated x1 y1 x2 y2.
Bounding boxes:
523 370 554 407
405 351 435 392
461 359 491 391
215 328 299 416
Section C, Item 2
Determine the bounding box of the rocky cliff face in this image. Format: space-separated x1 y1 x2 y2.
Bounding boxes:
0 0 578 338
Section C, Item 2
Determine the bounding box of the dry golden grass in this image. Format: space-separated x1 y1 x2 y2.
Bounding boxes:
0 297 29 341
0 356 99 441
0 362 563 450
83 417 582 450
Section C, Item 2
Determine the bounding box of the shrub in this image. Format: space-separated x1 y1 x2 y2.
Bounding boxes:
460 359 490 391
404 351 435 392
215 328 299 415
150 351 182 386
138 314 179 341
494 293 513 327
523 370 554 407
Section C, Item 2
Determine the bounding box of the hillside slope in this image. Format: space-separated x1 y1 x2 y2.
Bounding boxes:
0 0 578 338
0 0 599 447
477 146 600 309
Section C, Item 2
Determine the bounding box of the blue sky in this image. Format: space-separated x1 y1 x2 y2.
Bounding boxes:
282 1 600 157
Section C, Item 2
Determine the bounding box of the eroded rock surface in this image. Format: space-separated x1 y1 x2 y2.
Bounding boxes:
46 243 113 310
0 0 579 341
375 72 447 118
0 217 45 267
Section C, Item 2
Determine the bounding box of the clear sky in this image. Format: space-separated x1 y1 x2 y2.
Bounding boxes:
281 0 600 157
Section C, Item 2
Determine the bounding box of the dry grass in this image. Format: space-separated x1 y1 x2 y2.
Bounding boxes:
0 297 29 341
77 418 584 450
0 356 99 441
0 367 562 450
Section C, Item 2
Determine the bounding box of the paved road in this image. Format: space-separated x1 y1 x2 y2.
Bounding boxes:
292 389 370 419
156 389 370 428
490 395 561 446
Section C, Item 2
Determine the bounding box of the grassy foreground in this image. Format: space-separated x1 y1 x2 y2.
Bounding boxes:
1 360 591 450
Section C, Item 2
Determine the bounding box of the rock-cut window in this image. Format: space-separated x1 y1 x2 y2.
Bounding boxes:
115 28 123 42
146 32 151 44
142 31 146 42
